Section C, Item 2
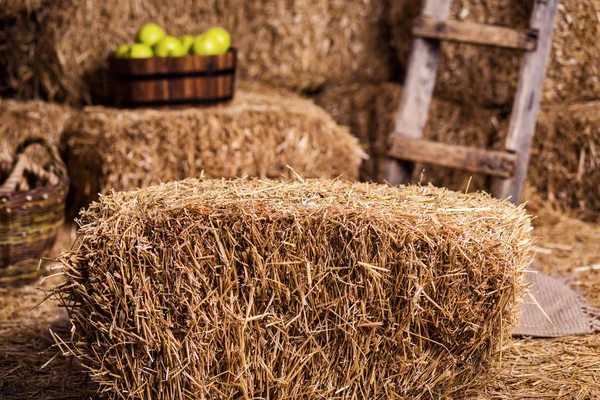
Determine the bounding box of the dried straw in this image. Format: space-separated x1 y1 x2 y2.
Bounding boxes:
0 223 99 399
62 83 364 213
314 83 504 190
479 204 600 399
526 101 600 223
390 0 600 107
0 99 72 184
2 208 598 398
1 0 393 104
53 177 532 399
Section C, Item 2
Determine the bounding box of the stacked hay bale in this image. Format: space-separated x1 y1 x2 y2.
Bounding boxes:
528 103 600 222
54 177 532 399
0 0 393 105
315 83 505 192
389 0 600 107
0 99 72 173
63 83 364 211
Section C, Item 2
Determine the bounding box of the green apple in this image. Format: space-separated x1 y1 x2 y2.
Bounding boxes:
136 23 165 47
114 44 131 58
129 43 153 59
179 34 194 54
192 34 220 56
204 27 231 53
153 36 183 57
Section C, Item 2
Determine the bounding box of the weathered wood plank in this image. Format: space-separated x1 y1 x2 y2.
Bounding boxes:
389 137 518 178
385 0 452 185
412 17 539 51
495 0 560 203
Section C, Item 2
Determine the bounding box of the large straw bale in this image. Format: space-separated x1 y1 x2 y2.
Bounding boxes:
0 0 393 105
315 83 504 191
525 101 600 222
54 177 532 399
389 0 600 107
62 84 364 211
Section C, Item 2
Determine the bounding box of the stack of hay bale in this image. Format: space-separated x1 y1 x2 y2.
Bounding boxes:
316 0 600 222
0 0 393 104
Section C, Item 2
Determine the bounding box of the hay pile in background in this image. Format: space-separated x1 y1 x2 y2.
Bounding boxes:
315 83 505 190
389 0 600 107
54 178 531 399
0 0 393 105
0 99 72 175
62 83 364 212
527 102 600 223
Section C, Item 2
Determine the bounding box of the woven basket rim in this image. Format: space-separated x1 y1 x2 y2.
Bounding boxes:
0 176 69 204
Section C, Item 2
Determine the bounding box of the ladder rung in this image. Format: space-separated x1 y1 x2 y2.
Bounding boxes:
412 17 538 51
388 137 518 178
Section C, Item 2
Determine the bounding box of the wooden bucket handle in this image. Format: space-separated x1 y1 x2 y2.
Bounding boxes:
0 138 67 195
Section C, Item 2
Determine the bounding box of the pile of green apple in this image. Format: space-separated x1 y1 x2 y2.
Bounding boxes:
114 23 231 59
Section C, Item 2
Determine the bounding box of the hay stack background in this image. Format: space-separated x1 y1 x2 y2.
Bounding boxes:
54 178 531 398
62 83 364 211
0 0 393 105
527 102 600 223
389 0 600 107
0 99 72 172
314 83 505 191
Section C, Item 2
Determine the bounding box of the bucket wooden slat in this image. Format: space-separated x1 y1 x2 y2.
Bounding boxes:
109 49 237 108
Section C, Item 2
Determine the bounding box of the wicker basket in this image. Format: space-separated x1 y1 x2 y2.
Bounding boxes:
0 138 69 284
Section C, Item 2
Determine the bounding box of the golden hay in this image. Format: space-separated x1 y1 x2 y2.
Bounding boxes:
526 101 600 223
0 99 72 177
389 0 600 107
1 210 598 399
0 0 393 105
314 82 504 190
480 205 600 399
53 178 531 399
62 84 364 212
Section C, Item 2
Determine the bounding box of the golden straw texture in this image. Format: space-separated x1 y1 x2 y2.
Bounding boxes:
62 84 364 212
0 0 393 104
527 101 600 223
390 0 600 107
54 178 532 399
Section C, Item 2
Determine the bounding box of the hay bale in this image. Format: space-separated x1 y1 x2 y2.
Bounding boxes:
1 0 393 105
54 177 532 399
314 82 504 191
525 101 600 223
62 84 364 211
389 0 600 107
0 99 72 175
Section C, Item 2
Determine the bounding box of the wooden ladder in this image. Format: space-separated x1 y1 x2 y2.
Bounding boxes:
385 0 559 203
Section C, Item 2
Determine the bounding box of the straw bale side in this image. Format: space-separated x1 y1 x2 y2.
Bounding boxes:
0 0 393 104
62 84 364 211
389 0 600 107
314 83 504 191
54 178 532 399
526 102 600 222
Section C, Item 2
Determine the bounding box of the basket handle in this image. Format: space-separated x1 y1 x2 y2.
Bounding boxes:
0 137 67 195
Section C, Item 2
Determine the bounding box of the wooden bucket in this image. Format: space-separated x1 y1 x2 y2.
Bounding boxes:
109 49 236 108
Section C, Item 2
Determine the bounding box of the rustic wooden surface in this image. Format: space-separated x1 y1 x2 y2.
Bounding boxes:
385 0 452 185
109 50 236 108
413 17 538 51
389 137 518 178
495 0 560 202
